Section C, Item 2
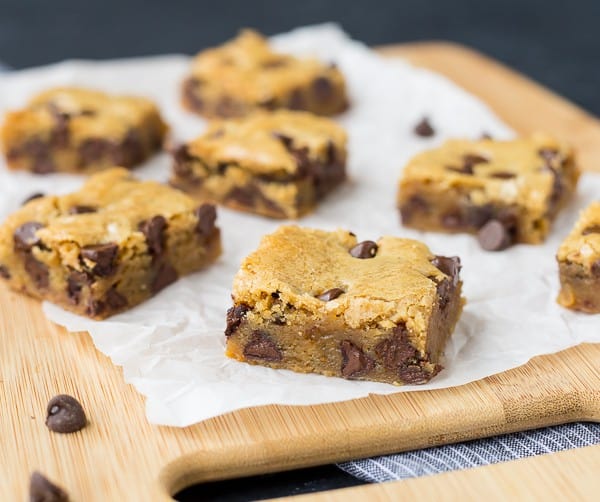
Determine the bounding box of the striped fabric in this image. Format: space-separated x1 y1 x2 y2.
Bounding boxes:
337 422 600 482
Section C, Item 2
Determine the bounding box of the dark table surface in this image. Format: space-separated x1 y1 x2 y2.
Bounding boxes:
1 0 598 499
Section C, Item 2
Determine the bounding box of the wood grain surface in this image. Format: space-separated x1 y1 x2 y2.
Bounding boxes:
1 42 600 501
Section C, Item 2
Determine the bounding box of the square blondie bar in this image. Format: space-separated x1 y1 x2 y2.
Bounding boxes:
225 226 463 385
181 30 348 118
170 110 347 219
398 135 579 250
0 168 221 319
557 202 600 313
1 87 167 174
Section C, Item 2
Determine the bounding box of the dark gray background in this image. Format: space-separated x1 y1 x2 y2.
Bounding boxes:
2 0 597 499
1 0 599 115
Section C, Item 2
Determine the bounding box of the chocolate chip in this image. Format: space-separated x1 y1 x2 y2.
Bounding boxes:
66 270 91 304
22 192 45 205
81 243 118 276
489 171 516 179
462 153 489 169
152 263 178 293
446 165 474 175
289 88 305 110
68 205 97 215
33 157 56 174
14 221 44 251
227 186 255 207
430 255 461 287
316 288 344 301
312 76 334 102
244 331 282 361
465 204 494 229
24 254 49 288
582 225 600 235
400 195 429 224
0 265 10 279
86 299 105 317
272 132 294 149
477 219 513 251
349 241 378 259
441 211 463 229
29 471 69 502
414 117 434 137
397 365 431 384
194 204 216 237
225 304 250 337
258 97 277 110
138 215 167 258
375 324 417 370
340 340 373 378
79 138 110 164
105 287 128 310
48 105 71 148
45 394 87 433
592 260 600 277
173 144 192 165
113 130 144 167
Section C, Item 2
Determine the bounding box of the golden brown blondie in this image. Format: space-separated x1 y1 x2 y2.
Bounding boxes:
1 87 167 174
181 30 348 118
398 134 580 250
225 226 464 385
557 202 600 313
170 110 347 219
0 168 221 319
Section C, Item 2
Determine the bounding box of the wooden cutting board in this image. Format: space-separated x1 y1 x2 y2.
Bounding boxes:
2 42 600 501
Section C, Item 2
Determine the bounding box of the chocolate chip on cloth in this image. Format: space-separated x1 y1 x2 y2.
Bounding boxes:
413 117 435 137
81 243 118 276
45 394 87 434
29 471 69 502
349 240 378 259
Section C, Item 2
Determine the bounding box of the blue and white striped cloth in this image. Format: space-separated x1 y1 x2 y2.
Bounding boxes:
338 422 600 482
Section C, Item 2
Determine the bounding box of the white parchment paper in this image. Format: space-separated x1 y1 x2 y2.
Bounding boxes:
0 25 598 426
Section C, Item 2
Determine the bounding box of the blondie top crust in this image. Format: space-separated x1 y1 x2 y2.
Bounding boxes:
398 134 579 250
225 226 464 385
181 30 348 118
0 168 221 319
170 110 347 219
1 87 167 174
557 202 600 313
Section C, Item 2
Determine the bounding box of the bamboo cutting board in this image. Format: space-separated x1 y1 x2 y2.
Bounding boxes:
2 42 600 501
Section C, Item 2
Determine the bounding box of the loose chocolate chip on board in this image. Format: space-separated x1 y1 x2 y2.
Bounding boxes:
45 394 87 433
225 304 250 337
341 340 374 378
582 225 600 235
29 471 69 502
316 288 345 301
478 219 513 251
349 240 378 259
81 243 118 277
68 205 97 214
138 215 167 258
0 265 10 279
431 255 461 286
312 76 334 102
22 192 45 205
14 221 44 251
413 117 434 137
194 204 217 236
152 263 178 294
244 331 282 361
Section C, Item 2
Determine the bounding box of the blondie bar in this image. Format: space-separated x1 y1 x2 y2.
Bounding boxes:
225 226 463 385
0 168 221 319
181 30 348 118
557 202 600 313
398 135 579 250
170 110 347 219
1 87 167 174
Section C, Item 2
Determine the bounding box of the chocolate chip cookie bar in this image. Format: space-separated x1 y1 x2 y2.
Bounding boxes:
225 226 464 385
181 30 348 118
1 87 167 174
170 110 347 219
557 202 600 313
398 135 580 250
0 168 221 319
